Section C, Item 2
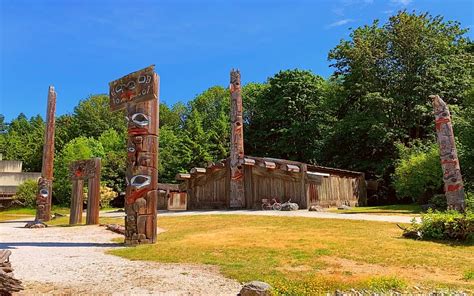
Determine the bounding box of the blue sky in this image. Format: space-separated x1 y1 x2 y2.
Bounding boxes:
1 0 472 121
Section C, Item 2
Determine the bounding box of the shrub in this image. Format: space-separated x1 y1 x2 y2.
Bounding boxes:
429 194 447 211
393 143 443 203
402 210 474 241
466 191 474 211
83 184 117 208
12 179 37 208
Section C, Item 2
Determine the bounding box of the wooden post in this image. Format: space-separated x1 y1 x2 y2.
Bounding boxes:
430 95 465 211
69 180 84 225
300 164 308 209
109 66 159 245
36 86 56 222
86 158 101 225
229 69 245 208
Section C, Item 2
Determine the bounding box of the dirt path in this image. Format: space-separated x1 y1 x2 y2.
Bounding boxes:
0 220 241 295
103 209 419 224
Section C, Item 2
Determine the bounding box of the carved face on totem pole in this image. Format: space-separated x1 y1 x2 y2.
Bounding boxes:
109 65 159 244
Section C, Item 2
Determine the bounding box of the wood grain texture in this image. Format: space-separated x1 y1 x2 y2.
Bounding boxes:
36 86 56 222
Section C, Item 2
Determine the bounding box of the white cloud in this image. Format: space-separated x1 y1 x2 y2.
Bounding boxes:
327 19 354 28
391 0 412 5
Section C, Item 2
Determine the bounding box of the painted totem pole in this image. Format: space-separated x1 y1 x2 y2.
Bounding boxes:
36 86 56 222
430 95 465 211
109 65 159 244
229 69 245 208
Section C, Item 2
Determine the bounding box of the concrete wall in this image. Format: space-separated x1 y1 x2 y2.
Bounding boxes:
0 172 41 186
0 161 22 173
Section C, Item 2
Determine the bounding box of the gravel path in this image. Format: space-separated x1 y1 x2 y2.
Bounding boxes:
103 209 419 224
0 220 241 295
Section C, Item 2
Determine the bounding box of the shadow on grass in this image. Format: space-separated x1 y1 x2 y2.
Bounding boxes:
0 241 123 249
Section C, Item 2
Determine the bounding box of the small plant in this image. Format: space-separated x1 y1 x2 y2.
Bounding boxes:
12 179 38 208
400 210 474 241
463 270 474 281
366 276 407 291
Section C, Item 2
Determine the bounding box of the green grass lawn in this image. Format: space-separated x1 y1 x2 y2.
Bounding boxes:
110 215 473 295
0 206 71 221
328 204 422 216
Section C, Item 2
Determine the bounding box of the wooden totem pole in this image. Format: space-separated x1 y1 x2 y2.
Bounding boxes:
229 69 245 208
109 65 159 244
69 158 101 225
36 86 56 222
430 95 465 211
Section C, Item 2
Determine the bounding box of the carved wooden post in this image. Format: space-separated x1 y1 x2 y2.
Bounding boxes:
109 66 159 244
36 86 56 222
430 95 465 211
69 158 101 225
229 69 245 208
86 158 101 225
69 179 84 224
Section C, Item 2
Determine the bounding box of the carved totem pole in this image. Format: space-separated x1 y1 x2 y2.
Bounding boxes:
36 86 56 222
430 95 465 211
69 158 101 225
229 69 245 208
109 65 159 244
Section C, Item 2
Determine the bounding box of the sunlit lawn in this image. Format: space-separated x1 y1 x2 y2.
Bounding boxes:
110 215 473 294
328 204 422 216
0 206 70 221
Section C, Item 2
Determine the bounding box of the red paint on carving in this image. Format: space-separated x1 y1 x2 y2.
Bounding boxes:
447 184 463 192
128 128 148 136
435 118 450 130
126 188 148 204
441 159 457 165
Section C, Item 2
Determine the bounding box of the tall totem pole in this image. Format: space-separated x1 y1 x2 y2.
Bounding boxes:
109 65 159 244
430 95 465 211
36 86 56 222
229 69 245 208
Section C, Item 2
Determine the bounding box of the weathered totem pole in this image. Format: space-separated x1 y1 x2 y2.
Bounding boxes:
430 95 465 211
36 86 56 222
109 65 159 244
229 69 245 208
69 158 101 225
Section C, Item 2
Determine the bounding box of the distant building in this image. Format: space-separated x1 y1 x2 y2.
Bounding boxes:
0 160 41 204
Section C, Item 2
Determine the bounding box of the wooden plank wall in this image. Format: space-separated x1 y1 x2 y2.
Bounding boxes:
246 165 303 209
308 175 360 207
189 168 228 209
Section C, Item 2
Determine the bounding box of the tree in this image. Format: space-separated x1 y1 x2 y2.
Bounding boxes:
71 95 127 139
326 11 473 186
246 69 331 163
53 137 105 205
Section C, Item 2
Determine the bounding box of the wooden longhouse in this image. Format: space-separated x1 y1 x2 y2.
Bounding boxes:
176 156 367 210
173 69 366 210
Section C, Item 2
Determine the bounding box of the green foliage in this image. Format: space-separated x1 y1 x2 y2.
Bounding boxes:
465 192 474 211
53 137 105 205
0 114 45 172
12 179 38 208
408 210 474 241
71 95 127 138
393 143 443 202
464 270 474 281
99 129 126 193
429 194 448 211
327 10 472 185
246 69 331 162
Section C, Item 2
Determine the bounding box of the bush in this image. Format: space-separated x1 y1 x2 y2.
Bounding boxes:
429 194 447 211
393 143 443 203
12 179 37 208
403 210 474 241
83 184 117 208
466 191 474 211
